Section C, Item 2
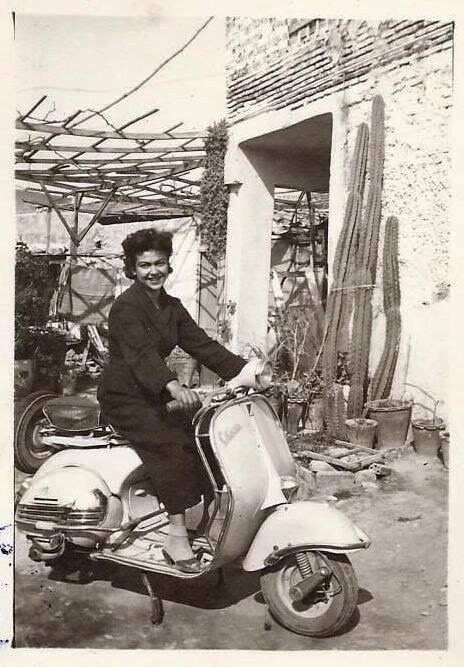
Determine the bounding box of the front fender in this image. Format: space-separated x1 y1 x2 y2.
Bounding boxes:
242 500 371 571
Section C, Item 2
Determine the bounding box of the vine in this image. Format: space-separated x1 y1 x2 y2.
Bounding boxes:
198 119 229 263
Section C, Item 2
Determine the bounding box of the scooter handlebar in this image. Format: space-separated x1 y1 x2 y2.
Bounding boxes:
165 399 184 413
166 385 252 413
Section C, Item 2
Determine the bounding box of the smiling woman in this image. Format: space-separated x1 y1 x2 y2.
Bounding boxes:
97 227 246 571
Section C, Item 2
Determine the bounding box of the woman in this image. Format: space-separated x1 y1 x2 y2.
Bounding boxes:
98 228 246 573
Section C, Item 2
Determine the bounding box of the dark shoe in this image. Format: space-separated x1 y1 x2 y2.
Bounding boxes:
162 549 202 574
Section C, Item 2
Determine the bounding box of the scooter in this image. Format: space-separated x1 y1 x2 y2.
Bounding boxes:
15 359 371 638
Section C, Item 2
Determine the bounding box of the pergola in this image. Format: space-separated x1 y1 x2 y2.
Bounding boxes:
15 97 207 250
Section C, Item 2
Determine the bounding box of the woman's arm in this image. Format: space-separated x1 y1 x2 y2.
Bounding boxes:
177 302 246 380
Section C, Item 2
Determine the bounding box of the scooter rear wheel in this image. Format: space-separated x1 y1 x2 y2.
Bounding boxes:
15 391 58 473
260 551 358 638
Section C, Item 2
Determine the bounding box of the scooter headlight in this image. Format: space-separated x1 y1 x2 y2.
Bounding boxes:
230 359 273 391
255 360 273 390
15 477 32 508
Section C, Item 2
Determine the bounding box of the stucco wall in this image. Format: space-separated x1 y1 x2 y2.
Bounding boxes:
340 47 451 418
225 18 452 419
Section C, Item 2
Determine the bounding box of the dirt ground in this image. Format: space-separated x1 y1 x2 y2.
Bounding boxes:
13 452 448 650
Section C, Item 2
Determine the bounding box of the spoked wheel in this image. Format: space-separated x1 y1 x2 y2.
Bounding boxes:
15 391 58 473
261 551 358 638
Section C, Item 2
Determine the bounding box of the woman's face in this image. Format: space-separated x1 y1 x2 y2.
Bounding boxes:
134 249 170 292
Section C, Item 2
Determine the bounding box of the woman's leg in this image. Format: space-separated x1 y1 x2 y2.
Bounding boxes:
163 513 196 562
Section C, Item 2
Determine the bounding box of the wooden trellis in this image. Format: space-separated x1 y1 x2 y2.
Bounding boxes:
15 96 207 247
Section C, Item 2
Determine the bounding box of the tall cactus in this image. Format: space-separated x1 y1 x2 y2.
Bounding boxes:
323 122 369 433
347 95 385 417
370 216 401 399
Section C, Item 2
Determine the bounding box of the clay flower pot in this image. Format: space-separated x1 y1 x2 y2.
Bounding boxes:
366 399 412 450
345 418 377 448
412 417 445 459
439 432 449 470
286 400 304 435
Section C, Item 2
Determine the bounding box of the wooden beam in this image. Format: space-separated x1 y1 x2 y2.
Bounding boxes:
21 194 190 219
78 187 118 243
17 96 47 122
22 109 84 162
16 141 205 155
99 212 190 224
40 183 79 245
17 156 202 166
16 120 206 142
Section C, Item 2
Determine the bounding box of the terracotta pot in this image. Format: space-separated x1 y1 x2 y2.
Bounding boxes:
345 418 377 448
366 399 412 450
286 401 304 435
439 432 449 470
412 418 445 459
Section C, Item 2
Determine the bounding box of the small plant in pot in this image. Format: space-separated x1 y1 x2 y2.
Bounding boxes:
285 377 307 436
271 306 314 435
405 383 446 459
411 399 445 460
301 369 325 433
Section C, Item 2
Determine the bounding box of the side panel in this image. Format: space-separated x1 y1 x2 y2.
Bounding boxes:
242 501 371 571
209 402 269 564
30 446 145 496
250 396 296 477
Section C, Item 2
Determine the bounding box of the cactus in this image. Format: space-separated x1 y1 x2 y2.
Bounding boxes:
323 122 369 429
370 216 401 399
347 95 385 417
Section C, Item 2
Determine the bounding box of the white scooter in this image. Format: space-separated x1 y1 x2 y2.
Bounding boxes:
15 359 370 638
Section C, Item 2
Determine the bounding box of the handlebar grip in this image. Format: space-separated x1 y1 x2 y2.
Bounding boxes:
166 399 183 413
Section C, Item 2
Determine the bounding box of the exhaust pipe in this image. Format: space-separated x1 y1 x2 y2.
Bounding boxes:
289 567 331 603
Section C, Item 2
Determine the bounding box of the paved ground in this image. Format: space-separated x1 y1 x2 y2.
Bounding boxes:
13 453 448 650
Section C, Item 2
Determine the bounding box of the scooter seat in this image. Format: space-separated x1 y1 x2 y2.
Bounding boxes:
42 395 101 432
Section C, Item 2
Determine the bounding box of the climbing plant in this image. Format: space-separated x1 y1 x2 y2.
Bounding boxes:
15 241 56 358
198 119 229 263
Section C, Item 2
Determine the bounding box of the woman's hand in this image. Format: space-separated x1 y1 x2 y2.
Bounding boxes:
166 380 202 410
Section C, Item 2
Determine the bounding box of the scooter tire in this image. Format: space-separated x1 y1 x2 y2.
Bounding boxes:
260 551 358 638
14 391 58 473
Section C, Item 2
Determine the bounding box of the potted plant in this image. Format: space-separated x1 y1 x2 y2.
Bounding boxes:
402 383 446 459
301 369 325 432
411 398 445 459
345 417 377 448
271 307 313 435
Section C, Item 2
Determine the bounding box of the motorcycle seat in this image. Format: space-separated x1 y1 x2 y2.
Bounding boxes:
42 395 101 433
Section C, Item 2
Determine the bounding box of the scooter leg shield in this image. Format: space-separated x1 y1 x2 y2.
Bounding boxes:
242 500 371 572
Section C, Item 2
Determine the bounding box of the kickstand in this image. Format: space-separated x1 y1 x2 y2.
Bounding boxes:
142 572 164 625
264 604 273 631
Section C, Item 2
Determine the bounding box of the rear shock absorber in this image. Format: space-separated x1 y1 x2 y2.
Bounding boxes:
295 551 313 578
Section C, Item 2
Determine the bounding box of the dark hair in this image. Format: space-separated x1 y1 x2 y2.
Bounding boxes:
122 228 173 279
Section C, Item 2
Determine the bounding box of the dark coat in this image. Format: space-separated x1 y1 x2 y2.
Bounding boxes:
97 281 246 513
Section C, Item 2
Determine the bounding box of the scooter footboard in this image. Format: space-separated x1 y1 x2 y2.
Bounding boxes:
242 500 371 571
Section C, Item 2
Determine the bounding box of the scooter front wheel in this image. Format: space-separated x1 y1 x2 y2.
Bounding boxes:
260 551 358 638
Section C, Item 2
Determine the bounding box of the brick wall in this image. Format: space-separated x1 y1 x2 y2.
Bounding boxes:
226 18 453 122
